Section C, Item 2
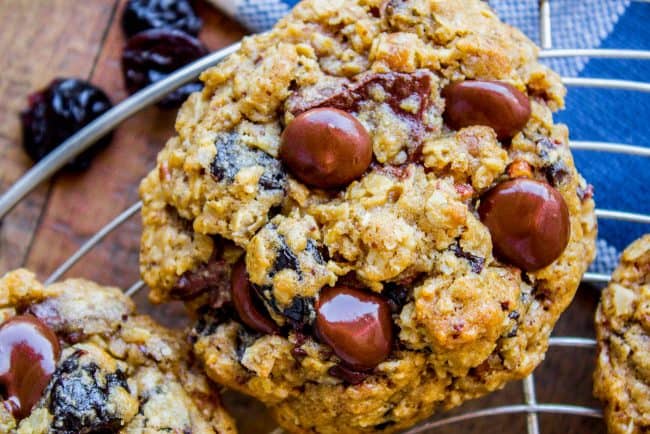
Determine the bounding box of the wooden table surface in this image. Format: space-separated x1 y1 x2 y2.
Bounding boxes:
0 1 606 433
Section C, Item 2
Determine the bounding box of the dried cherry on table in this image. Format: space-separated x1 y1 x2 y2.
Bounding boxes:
121 28 208 108
121 0 202 37
20 78 114 171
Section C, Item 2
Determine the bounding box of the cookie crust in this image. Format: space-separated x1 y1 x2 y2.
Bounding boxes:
139 0 597 432
594 235 650 434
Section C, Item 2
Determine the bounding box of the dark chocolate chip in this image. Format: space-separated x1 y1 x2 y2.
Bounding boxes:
442 80 531 140
280 108 372 188
0 315 61 420
231 260 279 335
309 72 432 122
287 71 434 157
315 286 393 370
478 179 571 271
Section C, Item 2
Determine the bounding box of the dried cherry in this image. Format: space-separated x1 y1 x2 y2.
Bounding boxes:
122 0 202 37
20 79 113 171
122 28 207 108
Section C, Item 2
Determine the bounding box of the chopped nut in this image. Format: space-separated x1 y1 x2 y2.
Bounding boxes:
611 283 637 317
507 160 533 179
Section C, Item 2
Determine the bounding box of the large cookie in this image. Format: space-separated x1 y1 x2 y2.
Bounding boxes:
139 0 597 432
0 269 236 434
594 235 650 434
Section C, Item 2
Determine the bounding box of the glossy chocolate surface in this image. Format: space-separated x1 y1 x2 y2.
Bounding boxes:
315 286 393 370
442 80 531 140
0 315 61 419
231 260 279 335
280 108 372 189
478 178 571 271
287 71 434 156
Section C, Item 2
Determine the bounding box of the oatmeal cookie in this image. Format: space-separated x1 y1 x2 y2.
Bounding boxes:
0 269 236 434
139 0 597 432
594 235 650 434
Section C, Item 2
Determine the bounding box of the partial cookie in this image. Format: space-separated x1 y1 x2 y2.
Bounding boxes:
139 0 597 433
594 235 650 434
0 269 236 434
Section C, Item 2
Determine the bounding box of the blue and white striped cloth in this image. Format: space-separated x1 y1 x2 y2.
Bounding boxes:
207 0 650 275
209 0 300 33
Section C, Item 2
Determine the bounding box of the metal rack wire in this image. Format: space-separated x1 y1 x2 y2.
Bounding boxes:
1 1 649 432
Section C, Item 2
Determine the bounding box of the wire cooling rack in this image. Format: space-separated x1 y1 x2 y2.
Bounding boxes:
1 1 649 432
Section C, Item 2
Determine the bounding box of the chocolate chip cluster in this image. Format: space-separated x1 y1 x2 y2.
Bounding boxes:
182 76 572 379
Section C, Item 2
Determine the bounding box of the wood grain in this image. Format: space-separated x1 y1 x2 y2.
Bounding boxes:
25 0 246 289
0 1 605 433
0 0 118 272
